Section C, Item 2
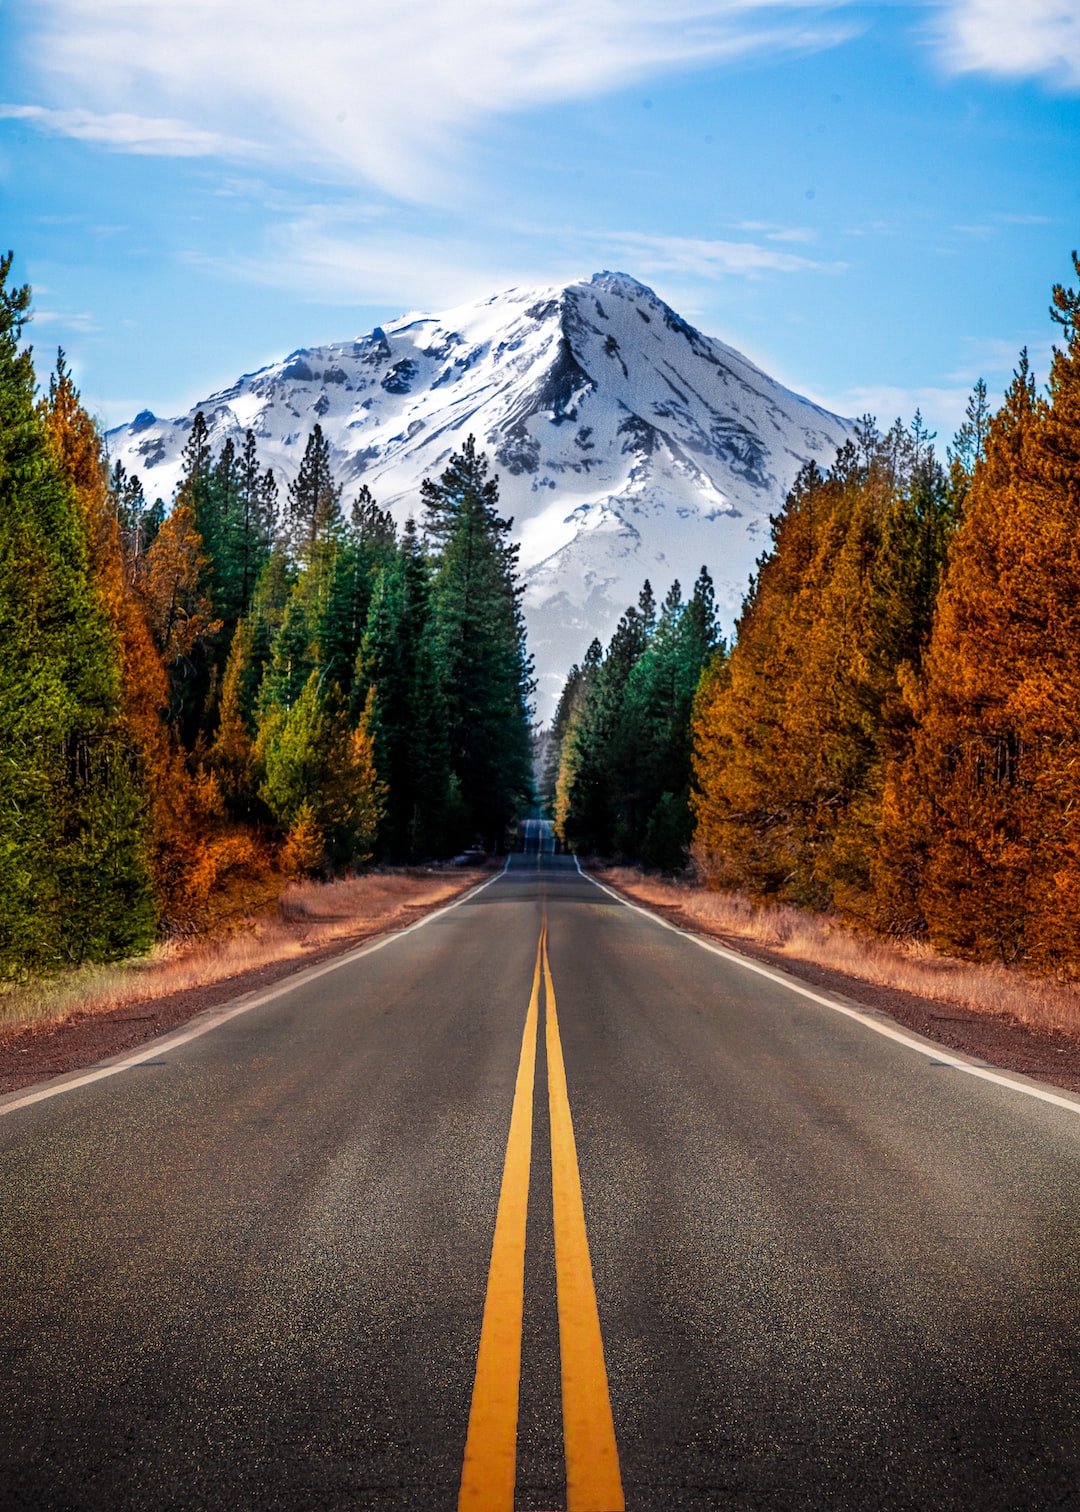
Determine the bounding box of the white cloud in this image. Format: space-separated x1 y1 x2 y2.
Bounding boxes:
187 209 552 313
597 230 844 277
30 307 101 333
812 334 1060 439
0 104 250 157
737 221 818 243
945 334 1056 384
183 206 844 319
13 0 857 197
934 0 1080 89
809 382 978 438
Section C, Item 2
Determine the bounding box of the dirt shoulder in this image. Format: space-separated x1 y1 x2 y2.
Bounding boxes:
592 868 1080 1097
0 868 489 1098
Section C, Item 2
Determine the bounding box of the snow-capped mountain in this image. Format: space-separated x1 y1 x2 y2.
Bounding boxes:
106 272 853 718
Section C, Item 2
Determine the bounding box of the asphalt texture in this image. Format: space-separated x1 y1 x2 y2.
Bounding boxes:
3 853 1080 1510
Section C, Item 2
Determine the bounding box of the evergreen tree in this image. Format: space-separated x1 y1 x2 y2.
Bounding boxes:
358 519 451 858
562 605 648 854
245 547 294 714
258 580 317 716
0 265 156 971
423 437 534 847
43 355 222 937
880 264 1080 969
311 488 397 701
234 429 276 615
692 420 954 912
551 568 721 864
209 618 258 814
553 639 602 847
633 567 722 868
108 460 162 573
285 424 341 559
258 671 384 868
142 497 220 737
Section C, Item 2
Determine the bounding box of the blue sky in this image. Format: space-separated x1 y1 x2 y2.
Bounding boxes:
2 1 1078 446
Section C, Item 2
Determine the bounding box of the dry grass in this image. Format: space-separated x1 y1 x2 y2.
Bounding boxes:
600 867 1080 1039
0 868 481 1035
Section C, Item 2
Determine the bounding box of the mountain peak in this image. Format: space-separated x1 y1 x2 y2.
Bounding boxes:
106 274 853 716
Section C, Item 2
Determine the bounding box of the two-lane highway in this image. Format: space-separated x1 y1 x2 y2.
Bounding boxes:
3 854 1080 1509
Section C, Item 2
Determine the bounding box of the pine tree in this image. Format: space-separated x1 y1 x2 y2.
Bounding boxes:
884 262 1080 968
142 497 220 737
209 618 258 813
357 519 451 858
245 547 294 712
258 582 317 716
552 639 602 847
565 603 652 855
308 492 397 703
234 429 276 615
692 421 953 912
423 437 534 847
285 424 341 559
258 671 384 868
0 265 157 971
43 353 211 937
633 568 723 869
108 460 161 573
281 800 325 879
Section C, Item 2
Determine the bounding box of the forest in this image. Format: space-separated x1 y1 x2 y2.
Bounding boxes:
7 245 1080 983
0 254 533 977
549 253 1080 975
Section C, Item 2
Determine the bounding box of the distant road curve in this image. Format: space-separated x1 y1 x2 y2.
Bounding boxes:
3 854 1080 1510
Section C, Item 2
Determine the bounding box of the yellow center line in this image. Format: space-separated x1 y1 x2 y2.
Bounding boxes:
543 928 625 1512
459 914 623 1512
458 932 542 1512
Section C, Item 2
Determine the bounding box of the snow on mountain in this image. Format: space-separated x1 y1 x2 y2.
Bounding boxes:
106 271 854 719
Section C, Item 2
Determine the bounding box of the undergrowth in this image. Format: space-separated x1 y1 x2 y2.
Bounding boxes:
0 869 479 1035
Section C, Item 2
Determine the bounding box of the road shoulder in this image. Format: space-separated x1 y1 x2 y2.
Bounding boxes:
589 866 1080 1099
0 868 492 1099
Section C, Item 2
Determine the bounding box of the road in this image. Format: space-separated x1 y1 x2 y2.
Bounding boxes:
3 853 1080 1510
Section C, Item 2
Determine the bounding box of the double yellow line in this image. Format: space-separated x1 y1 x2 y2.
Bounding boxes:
459 919 624 1512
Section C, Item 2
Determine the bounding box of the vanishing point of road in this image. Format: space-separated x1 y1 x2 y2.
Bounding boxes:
3 852 1080 1510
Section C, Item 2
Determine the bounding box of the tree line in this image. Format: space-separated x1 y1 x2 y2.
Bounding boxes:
546 568 722 869
0 254 533 977
552 253 1080 974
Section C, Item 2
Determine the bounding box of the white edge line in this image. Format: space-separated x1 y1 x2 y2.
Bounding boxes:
0 863 510 1118
574 857 1080 1119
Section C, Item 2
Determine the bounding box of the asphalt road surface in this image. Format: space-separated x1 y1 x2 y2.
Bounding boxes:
4 853 1080 1510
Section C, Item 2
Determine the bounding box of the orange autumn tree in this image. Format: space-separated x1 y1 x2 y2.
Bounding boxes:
43 357 270 932
43 356 192 922
882 256 1080 969
692 419 954 917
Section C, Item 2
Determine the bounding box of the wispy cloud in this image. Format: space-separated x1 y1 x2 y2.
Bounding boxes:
596 230 844 278
736 221 818 243
0 104 251 157
945 334 1056 384
933 0 1080 89
809 382 979 437
181 204 845 317
186 209 548 313
12 0 859 197
29 307 101 334
810 341 1055 443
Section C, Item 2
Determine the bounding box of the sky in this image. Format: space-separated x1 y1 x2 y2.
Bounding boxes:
1 0 1078 446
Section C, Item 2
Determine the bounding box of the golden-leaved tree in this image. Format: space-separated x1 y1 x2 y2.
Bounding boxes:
881 256 1080 968
692 419 955 917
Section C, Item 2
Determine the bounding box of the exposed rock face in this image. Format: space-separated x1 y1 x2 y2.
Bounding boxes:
106 271 853 717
